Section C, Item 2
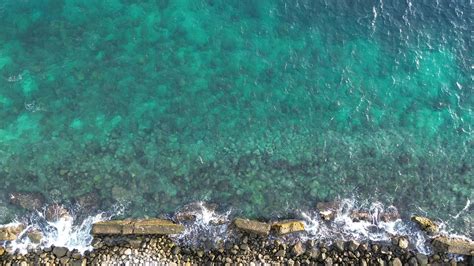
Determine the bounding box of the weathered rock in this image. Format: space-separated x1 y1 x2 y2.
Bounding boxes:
398 237 409 249
431 236 474 255
333 240 344 252
0 246 5 256
0 223 25 241
411 216 439 234
234 218 271 235
132 219 185 235
27 228 43 244
316 201 340 221
45 204 71 222
52 246 68 258
91 220 128 235
291 241 305 256
9 191 45 211
272 220 305 235
415 253 428 266
92 219 184 235
348 240 360 251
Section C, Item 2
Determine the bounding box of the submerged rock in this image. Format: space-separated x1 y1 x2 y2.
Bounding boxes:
411 216 439 234
27 228 43 244
272 220 305 235
431 236 474 255
350 210 371 222
234 218 271 235
75 191 101 210
0 223 25 241
9 191 45 211
45 204 71 222
381 207 400 222
92 219 184 235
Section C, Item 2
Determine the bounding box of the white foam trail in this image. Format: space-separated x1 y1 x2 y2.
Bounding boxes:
5 205 124 254
298 199 434 253
173 202 231 247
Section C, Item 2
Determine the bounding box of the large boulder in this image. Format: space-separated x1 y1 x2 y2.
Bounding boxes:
9 191 45 211
92 219 184 235
431 236 474 255
272 220 305 235
0 223 25 241
411 216 439 234
234 218 271 235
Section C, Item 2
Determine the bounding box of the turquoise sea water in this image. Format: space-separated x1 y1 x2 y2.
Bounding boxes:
0 1 472 235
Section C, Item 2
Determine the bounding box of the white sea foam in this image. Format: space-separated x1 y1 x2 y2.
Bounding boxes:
5 205 123 254
297 199 432 254
172 201 231 248
1 199 470 256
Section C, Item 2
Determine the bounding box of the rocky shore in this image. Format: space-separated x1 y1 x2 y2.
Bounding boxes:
1 214 473 265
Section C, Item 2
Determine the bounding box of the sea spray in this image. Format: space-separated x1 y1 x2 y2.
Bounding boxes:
1 199 468 255
6 205 124 254
172 202 231 248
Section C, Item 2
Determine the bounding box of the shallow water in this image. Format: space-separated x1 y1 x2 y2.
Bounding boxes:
0 0 472 237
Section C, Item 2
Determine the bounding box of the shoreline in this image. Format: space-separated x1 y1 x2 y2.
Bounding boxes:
1 235 472 265
1 213 473 265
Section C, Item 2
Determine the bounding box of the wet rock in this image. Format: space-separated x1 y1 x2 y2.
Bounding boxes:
111 185 134 203
132 219 185 235
234 218 271 235
0 246 5 256
52 246 68 258
316 201 340 221
411 216 439 234
27 228 43 244
9 191 45 211
291 241 305 256
381 207 400 222
45 204 71 222
348 240 360 251
0 223 25 241
415 254 428 266
92 219 184 235
350 210 371 222
272 220 305 235
431 236 474 255
333 240 344 252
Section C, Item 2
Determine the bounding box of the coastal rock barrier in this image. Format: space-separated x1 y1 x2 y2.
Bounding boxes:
1 215 473 265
